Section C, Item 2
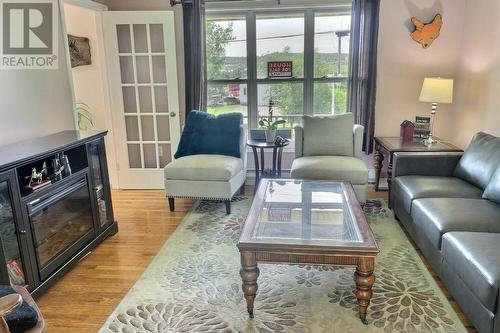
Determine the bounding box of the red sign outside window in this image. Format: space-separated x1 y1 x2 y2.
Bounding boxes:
267 61 293 78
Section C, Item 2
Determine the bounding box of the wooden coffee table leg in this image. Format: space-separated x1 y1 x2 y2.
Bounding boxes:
240 251 259 318
354 257 375 324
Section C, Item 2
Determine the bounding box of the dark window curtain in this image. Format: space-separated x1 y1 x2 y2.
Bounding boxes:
180 0 207 116
348 0 380 154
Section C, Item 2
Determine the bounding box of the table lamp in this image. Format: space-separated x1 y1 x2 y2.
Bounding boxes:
419 77 454 145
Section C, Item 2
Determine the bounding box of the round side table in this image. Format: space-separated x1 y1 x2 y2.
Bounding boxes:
247 139 289 190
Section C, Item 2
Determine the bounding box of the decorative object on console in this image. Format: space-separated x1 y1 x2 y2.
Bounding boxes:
47 153 71 182
48 155 63 181
414 116 431 138
419 77 454 145
61 154 72 177
23 167 50 193
400 120 415 141
26 168 42 187
68 34 91 68
410 14 442 49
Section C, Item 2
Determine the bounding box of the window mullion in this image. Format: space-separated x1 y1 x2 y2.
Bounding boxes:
303 9 315 115
246 11 258 129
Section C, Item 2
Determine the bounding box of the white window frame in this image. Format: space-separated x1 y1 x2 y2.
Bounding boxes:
206 5 353 129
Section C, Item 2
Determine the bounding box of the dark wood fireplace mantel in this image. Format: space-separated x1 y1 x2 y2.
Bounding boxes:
0 130 118 297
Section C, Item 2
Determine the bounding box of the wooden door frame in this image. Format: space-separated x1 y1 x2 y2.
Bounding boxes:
102 11 181 189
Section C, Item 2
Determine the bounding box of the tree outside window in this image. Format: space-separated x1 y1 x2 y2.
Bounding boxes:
205 10 352 127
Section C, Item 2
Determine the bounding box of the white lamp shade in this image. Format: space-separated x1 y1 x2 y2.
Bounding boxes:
419 77 454 103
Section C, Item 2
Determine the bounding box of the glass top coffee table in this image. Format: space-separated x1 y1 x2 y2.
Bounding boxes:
237 179 379 324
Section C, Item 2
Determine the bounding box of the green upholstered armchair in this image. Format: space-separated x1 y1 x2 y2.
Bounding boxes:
290 113 368 204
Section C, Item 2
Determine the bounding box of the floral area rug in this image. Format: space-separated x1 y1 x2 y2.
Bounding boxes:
99 196 466 333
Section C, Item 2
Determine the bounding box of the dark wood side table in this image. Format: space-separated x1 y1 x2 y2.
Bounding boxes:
247 139 289 190
374 137 463 193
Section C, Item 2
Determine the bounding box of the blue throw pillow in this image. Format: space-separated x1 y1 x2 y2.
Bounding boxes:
174 110 243 159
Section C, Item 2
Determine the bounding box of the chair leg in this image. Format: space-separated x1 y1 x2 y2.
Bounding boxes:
168 198 175 212
225 201 231 214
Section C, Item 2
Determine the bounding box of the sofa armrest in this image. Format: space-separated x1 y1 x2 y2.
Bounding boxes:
353 125 364 158
392 152 463 178
294 125 304 158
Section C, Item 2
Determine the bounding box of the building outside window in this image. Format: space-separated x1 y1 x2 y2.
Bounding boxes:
206 4 352 130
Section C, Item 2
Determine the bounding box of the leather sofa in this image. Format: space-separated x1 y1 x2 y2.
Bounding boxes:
391 132 500 333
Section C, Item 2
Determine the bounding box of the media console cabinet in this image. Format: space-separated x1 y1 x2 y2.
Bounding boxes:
0 130 118 297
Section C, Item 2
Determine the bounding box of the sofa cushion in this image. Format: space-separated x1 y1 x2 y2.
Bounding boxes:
391 176 483 213
302 113 354 157
174 110 243 159
164 155 243 181
411 198 500 250
290 156 368 185
483 167 500 204
442 232 500 312
454 132 500 190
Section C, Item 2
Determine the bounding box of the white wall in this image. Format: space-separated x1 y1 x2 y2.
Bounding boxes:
0 5 75 146
63 3 118 187
64 3 108 131
376 0 500 149
451 0 500 148
376 0 466 142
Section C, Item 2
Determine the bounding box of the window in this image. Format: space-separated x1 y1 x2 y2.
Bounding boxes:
256 15 304 79
206 17 248 121
256 14 305 127
206 6 352 128
314 13 351 115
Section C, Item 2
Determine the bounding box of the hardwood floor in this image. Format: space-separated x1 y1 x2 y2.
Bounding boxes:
35 187 477 333
36 190 196 333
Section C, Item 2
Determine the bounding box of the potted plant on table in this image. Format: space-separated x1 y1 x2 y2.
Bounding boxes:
259 118 286 143
258 98 286 143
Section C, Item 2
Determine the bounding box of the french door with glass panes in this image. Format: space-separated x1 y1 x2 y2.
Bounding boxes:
103 11 180 189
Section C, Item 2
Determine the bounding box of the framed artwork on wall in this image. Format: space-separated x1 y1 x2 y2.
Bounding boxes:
68 34 91 67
